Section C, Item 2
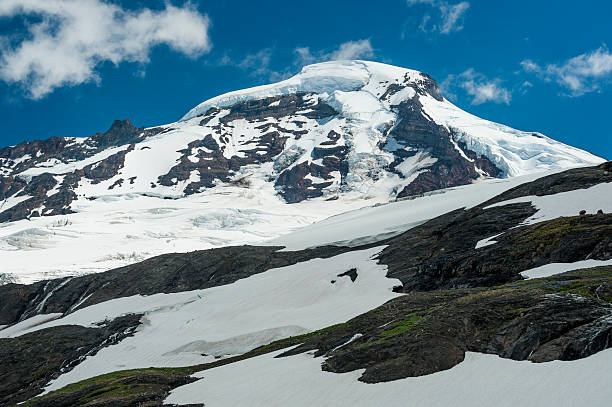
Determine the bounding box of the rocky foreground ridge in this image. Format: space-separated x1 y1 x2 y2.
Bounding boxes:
0 162 610 406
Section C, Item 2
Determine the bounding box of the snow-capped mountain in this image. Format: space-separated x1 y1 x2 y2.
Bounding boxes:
0 60 604 284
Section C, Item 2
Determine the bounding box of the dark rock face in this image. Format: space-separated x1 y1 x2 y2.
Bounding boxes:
378 162 612 291
0 138 69 175
219 93 337 123
275 161 335 203
372 72 501 197
158 93 341 198
0 119 154 177
389 96 501 198
158 130 289 193
379 205 612 292
280 266 612 383
0 173 78 223
0 314 142 405
85 119 144 150
483 160 612 206
337 268 358 282
83 144 134 184
0 120 164 223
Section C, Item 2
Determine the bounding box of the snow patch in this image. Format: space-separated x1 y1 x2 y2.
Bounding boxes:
18 247 401 392
485 182 612 224
475 233 503 249
520 259 612 279
166 349 612 407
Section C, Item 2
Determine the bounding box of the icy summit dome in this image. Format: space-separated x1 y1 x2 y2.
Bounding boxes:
181 60 427 121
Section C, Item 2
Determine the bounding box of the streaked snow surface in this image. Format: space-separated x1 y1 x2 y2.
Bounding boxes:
166 348 612 407
268 171 555 251
0 181 342 284
0 170 554 283
520 259 612 279
2 247 402 393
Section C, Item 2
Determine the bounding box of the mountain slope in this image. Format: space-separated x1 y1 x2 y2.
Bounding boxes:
0 60 604 284
0 162 610 406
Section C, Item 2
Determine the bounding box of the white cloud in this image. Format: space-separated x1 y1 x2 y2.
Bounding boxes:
407 0 470 34
442 69 511 105
0 0 211 99
521 47 612 96
237 49 272 70
294 39 374 66
520 60 540 73
329 39 375 60
234 48 292 82
216 40 375 84
520 80 533 94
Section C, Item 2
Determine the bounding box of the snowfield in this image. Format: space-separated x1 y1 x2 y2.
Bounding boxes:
485 181 612 223
165 348 612 407
0 180 371 284
520 259 612 279
269 170 557 251
1 247 402 393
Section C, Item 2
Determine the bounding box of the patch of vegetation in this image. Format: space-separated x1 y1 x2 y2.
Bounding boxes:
535 266 612 303
516 215 610 249
23 368 195 407
380 313 425 338
499 266 612 304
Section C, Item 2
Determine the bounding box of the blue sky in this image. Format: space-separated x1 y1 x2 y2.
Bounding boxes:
0 0 610 159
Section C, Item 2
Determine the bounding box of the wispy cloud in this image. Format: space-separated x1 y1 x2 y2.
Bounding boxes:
407 0 470 34
521 46 612 96
221 39 376 83
0 0 211 99
442 69 511 105
294 39 375 66
330 39 375 60
231 48 292 82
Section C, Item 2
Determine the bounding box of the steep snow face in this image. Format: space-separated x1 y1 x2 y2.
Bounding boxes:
267 170 557 251
0 60 604 283
419 96 603 177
